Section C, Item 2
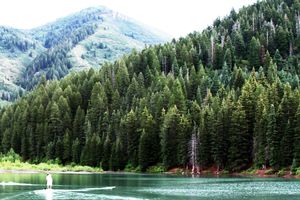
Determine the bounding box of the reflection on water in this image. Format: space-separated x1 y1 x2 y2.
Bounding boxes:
33 187 144 200
1 173 300 200
0 182 37 186
45 189 53 200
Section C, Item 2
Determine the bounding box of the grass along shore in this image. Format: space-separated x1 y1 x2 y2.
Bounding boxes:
0 161 102 173
0 149 102 173
0 148 166 174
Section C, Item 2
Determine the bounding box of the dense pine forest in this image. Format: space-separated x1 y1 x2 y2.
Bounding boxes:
1 0 300 172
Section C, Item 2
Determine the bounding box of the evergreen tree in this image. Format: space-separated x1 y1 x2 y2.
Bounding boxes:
280 120 294 167
161 106 180 169
212 101 230 170
228 102 249 171
114 138 126 170
233 32 245 58
224 48 233 69
198 106 213 169
248 37 261 70
55 137 63 162
213 44 224 70
138 108 159 171
110 142 118 171
123 110 139 167
275 27 289 57
1 129 10 153
73 107 85 146
267 104 280 169
11 106 22 154
47 102 62 142
231 66 245 89
177 114 191 167
72 138 80 164
46 141 55 160
88 82 106 133
240 74 257 163
253 94 268 168
102 136 111 171
293 105 300 169
63 129 72 164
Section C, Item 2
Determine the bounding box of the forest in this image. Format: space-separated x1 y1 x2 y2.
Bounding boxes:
19 21 98 90
1 0 300 172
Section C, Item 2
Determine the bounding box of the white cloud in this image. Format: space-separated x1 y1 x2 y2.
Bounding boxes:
0 0 257 37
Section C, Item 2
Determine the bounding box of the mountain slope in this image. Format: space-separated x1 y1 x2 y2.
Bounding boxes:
19 6 169 89
0 26 45 103
2 0 300 173
0 6 170 104
68 8 169 71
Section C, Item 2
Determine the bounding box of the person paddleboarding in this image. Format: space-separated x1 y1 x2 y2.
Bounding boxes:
46 173 53 189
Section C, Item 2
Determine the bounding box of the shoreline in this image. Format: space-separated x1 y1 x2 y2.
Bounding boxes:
0 160 102 174
0 169 99 174
1 168 300 179
164 167 300 179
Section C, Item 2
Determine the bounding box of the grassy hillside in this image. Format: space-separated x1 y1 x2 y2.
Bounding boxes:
68 8 168 70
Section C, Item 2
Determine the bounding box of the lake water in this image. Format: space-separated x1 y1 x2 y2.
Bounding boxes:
0 173 300 200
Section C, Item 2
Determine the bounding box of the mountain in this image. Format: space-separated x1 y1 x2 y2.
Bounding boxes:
2 0 300 173
0 6 170 105
0 27 45 104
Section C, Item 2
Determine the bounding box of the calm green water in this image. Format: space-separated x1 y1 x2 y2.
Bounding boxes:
0 173 300 200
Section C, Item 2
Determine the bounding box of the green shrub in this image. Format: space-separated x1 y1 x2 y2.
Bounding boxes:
277 169 286 177
242 168 257 175
135 166 141 173
146 165 165 173
294 168 300 176
124 163 134 172
0 148 21 162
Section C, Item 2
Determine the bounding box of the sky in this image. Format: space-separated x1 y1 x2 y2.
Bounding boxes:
0 0 258 38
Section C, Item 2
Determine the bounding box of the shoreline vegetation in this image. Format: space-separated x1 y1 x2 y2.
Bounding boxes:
0 149 102 173
1 149 300 178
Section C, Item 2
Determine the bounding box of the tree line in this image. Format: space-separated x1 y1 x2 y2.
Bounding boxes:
1 0 300 172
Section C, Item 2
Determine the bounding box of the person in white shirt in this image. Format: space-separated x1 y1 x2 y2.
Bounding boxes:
46 173 53 189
